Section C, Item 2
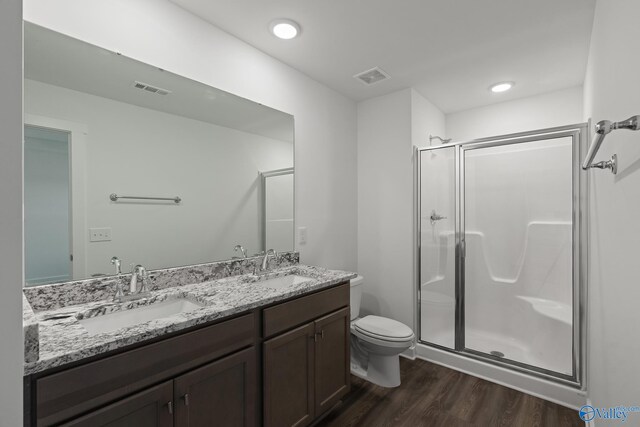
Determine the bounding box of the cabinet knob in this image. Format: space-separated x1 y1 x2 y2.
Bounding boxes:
167 401 173 414
183 393 190 406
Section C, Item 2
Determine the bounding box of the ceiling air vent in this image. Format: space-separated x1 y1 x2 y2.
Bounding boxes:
353 67 390 86
133 81 172 96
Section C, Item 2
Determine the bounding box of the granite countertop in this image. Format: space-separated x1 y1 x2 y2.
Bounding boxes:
24 265 356 376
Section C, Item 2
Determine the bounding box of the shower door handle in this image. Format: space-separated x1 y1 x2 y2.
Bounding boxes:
430 210 447 225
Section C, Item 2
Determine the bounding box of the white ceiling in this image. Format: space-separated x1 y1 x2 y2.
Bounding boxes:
170 0 596 114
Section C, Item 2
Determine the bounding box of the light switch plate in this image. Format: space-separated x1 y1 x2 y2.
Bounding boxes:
89 227 112 242
298 226 308 245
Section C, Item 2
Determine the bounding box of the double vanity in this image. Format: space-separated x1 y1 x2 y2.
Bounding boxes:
23 254 356 427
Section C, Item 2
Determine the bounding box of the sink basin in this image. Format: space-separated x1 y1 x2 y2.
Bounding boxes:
79 298 203 335
256 275 313 290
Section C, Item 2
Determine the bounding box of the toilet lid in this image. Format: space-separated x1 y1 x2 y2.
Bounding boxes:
353 315 414 342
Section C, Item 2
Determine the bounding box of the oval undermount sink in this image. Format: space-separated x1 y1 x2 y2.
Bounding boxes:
79 298 203 335
256 274 313 290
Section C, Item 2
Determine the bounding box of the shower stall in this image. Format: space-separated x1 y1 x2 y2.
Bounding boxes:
416 124 587 386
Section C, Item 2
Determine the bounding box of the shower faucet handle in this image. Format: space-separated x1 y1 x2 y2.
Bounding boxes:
430 210 447 225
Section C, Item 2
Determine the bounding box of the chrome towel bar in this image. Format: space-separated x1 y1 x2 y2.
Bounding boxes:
582 115 640 174
110 193 182 203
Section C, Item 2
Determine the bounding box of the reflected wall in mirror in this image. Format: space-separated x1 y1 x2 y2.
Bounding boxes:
24 23 295 286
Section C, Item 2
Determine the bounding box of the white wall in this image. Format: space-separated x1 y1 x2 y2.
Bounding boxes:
357 88 444 330
446 86 584 142
25 79 292 277
583 0 640 419
23 0 358 271
0 0 23 424
412 90 447 150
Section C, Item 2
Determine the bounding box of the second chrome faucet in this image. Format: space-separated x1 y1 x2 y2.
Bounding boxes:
114 264 150 302
254 249 277 275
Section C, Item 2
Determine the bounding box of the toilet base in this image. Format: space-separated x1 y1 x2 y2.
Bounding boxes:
350 353 402 388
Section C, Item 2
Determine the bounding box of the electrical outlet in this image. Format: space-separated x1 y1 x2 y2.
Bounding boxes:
298 226 308 245
89 227 112 242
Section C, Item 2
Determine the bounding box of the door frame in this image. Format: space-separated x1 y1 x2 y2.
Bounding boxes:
415 123 588 388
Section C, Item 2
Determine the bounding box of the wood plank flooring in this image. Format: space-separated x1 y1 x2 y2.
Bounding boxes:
317 358 583 427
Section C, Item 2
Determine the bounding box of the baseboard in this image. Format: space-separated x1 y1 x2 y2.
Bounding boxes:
583 398 594 427
401 346 416 360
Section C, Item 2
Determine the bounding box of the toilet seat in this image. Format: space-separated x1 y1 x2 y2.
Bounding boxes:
353 315 414 343
352 327 414 349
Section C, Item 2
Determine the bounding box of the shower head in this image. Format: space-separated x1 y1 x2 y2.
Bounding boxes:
429 134 452 145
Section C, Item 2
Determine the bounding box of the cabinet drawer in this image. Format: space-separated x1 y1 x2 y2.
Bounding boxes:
263 283 349 338
36 313 255 426
60 381 173 427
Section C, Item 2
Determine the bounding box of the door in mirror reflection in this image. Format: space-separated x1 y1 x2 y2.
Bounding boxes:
24 125 72 285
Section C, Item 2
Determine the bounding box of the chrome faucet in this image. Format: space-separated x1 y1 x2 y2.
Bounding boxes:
130 264 149 293
111 256 122 275
113 264 150 302
234 244 247 258
254 249 277 275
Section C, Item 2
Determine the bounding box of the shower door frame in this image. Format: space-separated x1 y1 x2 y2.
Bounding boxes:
260 167 295 253
416 123 588 388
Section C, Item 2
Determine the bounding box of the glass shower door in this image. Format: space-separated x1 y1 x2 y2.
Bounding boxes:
462 136 575 376
419 147 457 349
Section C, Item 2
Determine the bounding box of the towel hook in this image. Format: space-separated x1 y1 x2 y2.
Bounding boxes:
582 115 640 175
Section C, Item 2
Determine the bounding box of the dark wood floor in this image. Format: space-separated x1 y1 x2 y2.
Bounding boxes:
317 358 583 427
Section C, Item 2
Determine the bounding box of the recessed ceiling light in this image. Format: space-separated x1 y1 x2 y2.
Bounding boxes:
490 82 514 93
269 19 301 40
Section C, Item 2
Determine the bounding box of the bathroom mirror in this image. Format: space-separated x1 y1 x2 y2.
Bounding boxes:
23 23 294 286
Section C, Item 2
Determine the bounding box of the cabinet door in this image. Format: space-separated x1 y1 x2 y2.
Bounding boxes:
263 323 315 427
174 347 256 427
314 307 350 416
60 381 173 427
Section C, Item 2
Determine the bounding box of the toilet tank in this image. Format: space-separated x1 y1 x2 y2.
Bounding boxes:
350 275 364 320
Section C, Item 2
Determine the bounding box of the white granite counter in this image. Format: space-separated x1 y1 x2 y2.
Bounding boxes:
24 264 356 376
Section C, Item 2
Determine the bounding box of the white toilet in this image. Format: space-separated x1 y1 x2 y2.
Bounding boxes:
350 275 415 388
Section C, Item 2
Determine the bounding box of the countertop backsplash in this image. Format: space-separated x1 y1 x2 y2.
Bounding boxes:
23 252 299 312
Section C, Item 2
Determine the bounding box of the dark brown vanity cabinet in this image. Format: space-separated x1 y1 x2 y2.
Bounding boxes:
59 348 256 427
27 282 350 427
263 285 350 427
32 313 256 427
